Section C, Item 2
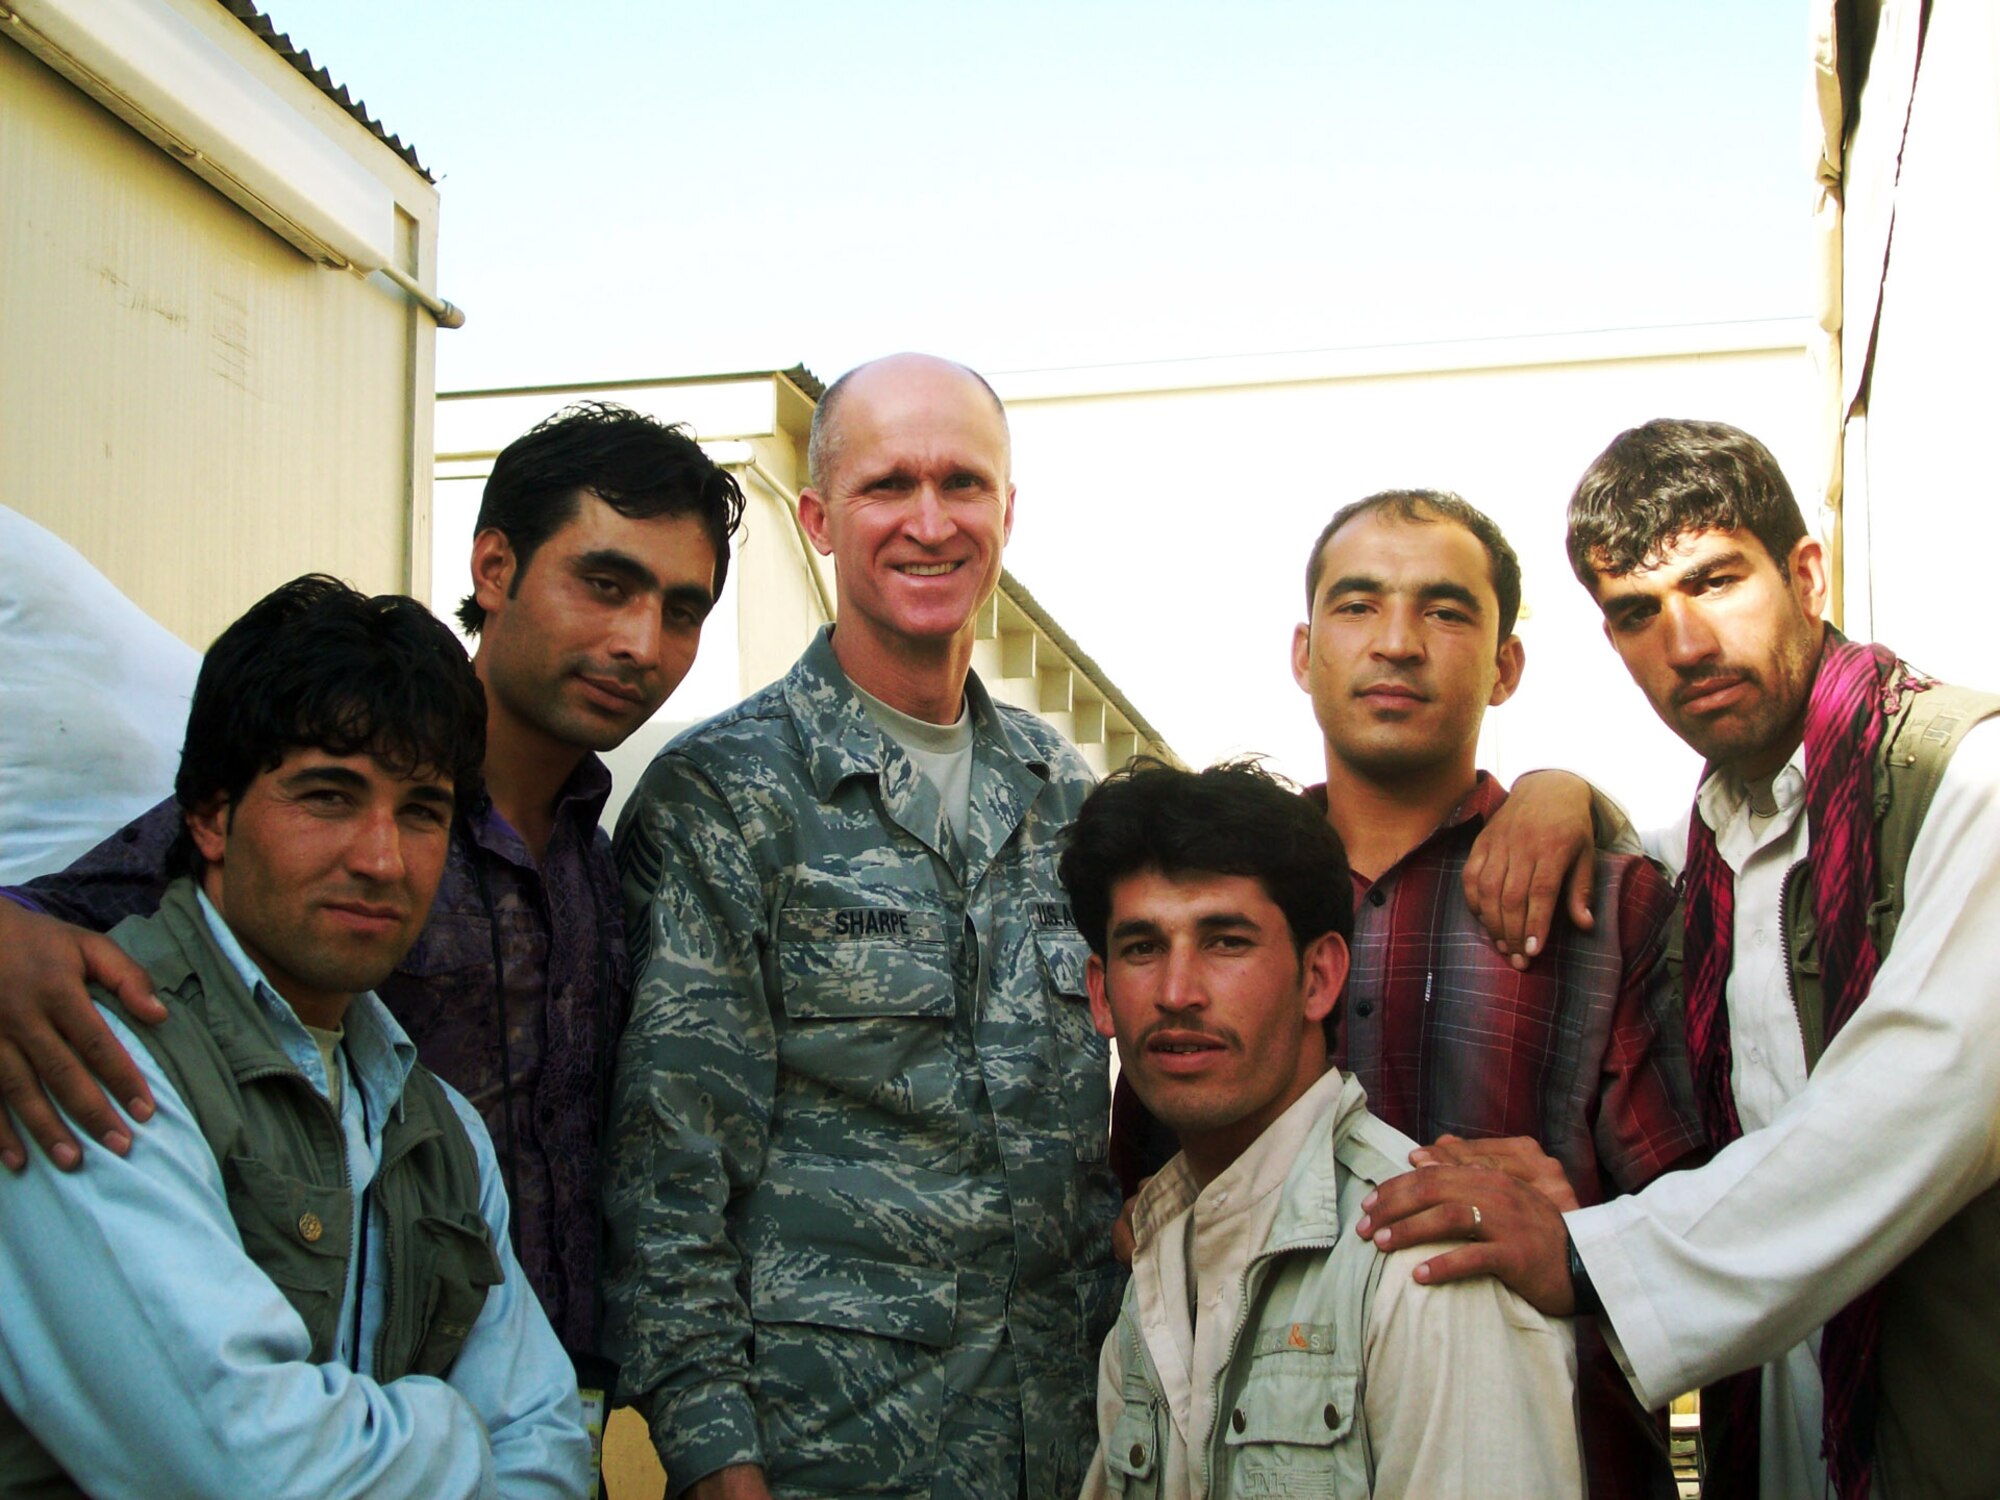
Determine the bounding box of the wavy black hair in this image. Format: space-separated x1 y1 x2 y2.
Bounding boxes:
1059 757 1353 962
456 401 747 634
170 575 486 874
1566 418 1807 589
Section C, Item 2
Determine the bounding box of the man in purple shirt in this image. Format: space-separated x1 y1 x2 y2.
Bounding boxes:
0 401 744 1383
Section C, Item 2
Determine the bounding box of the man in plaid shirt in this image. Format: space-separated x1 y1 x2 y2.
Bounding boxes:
1112 489 1705 1498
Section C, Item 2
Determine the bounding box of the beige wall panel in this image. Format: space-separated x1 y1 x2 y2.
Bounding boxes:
1001 342 1813 828
1 36 434 648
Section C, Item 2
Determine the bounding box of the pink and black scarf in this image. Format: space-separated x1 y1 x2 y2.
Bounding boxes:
1681 632 1928 1500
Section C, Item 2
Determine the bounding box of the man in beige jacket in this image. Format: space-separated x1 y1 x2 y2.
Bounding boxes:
1063 759 1582 1500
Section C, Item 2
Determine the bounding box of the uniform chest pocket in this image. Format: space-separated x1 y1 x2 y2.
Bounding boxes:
775 906 962 1144
1220 1350 1360 1497
1035 930 1110 1163
777 905 955 1019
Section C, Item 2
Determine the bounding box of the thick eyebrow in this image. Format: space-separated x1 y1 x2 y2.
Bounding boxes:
576 548 716 615
1324 574 1484 615
278 764 369 795
405 783 457 811
278 763 454 809
573 547 662 593
1106 911 1260 944
1673 549 1751 591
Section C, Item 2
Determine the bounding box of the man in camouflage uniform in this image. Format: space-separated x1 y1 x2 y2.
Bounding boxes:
603 354 1122 1500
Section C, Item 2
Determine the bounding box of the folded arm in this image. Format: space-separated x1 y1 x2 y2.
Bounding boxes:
0 1011 515 1500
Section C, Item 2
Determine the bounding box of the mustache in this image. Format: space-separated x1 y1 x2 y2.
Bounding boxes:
1138 1020 1238 1050
1670 664 1759 707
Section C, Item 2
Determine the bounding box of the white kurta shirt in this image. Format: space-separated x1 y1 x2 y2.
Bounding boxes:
1571 718 2000 1497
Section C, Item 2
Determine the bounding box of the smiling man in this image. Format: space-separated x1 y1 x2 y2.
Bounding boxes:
1358 421 2000 1499
605 354 1119 1500
0 403 745 1425
1065 759 1581 1500
0 576 589 1498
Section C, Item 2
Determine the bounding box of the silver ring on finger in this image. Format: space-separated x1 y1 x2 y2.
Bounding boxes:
1470 1204 1483 1239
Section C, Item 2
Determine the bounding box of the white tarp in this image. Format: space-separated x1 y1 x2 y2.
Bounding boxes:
0 505 198 883
1821 0 2000 678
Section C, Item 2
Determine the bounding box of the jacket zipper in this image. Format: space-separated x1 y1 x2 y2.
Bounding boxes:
1199 1236 1342 1494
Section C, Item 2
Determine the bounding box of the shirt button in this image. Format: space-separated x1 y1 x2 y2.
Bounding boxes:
1129 1443 1147 1467
1368 888 1387 907
1232 1408 1247 1433
1354 1000 1375 1019
298 1212 324 1243
1324 1402 1339 1429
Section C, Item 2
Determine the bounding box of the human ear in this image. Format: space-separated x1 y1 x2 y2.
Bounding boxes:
1490 635 1526 707
469 529 518 615
797 489 836 557
1301 932 1349 1024
1787 536 1830 624
1085 952 1117 1040
187 797 230 869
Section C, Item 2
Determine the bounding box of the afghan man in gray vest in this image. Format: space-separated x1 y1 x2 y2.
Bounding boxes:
0 575 590 1498
1067 759 1583 1500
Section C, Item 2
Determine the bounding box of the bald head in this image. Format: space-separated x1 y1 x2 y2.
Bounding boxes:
807 353 1011 493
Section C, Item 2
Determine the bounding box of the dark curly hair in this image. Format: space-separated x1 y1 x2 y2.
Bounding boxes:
1059 757 1353 962
457 400 747 633
171 575 486 874
1566 418 1807 589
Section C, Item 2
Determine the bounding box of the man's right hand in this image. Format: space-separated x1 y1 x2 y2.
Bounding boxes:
1461 770 1599 969
684 1463 774 1500
0 901 163 1171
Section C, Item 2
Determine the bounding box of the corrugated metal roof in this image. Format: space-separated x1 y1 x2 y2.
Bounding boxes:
216 0 430 181
781 364 827 401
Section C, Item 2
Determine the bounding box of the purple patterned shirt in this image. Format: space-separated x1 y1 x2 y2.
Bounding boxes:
7 756 628 1360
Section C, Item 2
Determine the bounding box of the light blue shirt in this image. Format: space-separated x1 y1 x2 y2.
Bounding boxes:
0 892 591 1499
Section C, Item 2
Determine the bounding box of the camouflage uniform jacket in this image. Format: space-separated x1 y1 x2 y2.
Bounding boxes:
605 627 1123 1499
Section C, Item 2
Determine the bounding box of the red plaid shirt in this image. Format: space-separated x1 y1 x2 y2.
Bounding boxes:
1108 772 1705 1500
1327 772 1704 1207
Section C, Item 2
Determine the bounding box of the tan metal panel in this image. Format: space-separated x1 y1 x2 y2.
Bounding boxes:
1 18 437 649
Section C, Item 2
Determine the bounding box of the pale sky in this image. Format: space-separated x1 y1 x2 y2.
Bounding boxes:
266 1 1810 389
265 1 1814 804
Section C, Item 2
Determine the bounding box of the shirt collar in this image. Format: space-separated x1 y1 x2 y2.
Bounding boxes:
1305 770 1505 881
193 888 419 1122
1695 740 1808 836
465 750 612 865
1128 1067 1365 1253
783 624 1050 801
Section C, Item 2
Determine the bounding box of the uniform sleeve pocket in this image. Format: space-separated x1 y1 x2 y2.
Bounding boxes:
1035 930 1110 1162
